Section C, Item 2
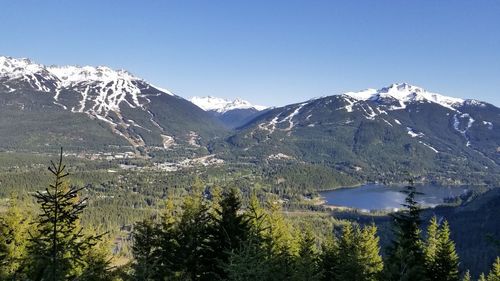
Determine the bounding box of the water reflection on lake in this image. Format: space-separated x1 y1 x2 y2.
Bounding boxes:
320 184 469 211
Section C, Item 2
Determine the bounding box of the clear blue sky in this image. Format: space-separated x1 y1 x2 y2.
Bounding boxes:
1 0 499 106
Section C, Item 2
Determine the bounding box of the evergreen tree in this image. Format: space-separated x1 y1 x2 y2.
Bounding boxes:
462 270 471 281
223 194 270 281
291 229 322 281
336 224 383 281
479 273 487 281
486 257 500 281
336 224 358 280
215 188 250 251
131 218 159 281
265 201 299 280
425 217 439 260
246 194 270 248
26 149 103 281
357 225 384 281
79 236 117 281
175 180 214 280
0 198 31 280
425 217 460 281
224 237 270 281
425 216 440 280
208 185 223 221
211 188 251 279
384 180 428 281
433 221 460 281
155 198 181 279
320 236 339 281
267 202 299 255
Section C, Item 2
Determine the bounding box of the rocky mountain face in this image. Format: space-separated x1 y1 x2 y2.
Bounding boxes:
0 56 226 154
190 96 268 128
221 83 500 184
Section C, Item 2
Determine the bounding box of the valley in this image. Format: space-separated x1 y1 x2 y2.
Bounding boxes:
2 1 500 279
0 56 499 279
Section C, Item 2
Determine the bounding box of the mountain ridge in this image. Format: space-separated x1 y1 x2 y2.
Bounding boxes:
219 83 499 185
0 56 226 154
189 96 267 113
189 96 269 129
1 55 499 185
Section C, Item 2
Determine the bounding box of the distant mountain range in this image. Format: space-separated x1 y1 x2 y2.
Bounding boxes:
189 96 268 128
189 96 267 113
1 56 499 183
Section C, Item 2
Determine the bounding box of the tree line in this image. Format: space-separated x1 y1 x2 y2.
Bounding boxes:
0 152 499 280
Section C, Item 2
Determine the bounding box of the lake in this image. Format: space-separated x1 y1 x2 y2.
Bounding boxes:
320 184 469 211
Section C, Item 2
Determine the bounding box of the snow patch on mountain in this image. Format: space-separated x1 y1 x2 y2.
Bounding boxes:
453 113 475 146
0 56 59 92
406 127 424 138
342 83 465 111
419 141 439 153
280 102 308 130
343 88 378 101
258 102 308 133
360 104 377 120
190 96 267 113
341 96 357 112
482 121 493 130
382 118 393 127
149 84 174 96
463 99 487 107
47 65 135 86
0 57 46 78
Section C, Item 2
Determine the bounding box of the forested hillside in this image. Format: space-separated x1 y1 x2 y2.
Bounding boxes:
219 84 500 186
2 1 499 280
0 152 499 281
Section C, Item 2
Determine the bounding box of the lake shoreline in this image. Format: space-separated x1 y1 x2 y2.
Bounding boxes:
318 183 470 211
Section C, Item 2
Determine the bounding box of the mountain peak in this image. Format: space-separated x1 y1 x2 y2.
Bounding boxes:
1 56 149 87
0 56 48 78
383 82 424 93
189 96 267 113
46 64 141 87
344 83 464 110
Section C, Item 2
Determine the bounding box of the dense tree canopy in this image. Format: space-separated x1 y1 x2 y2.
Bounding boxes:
0 153 498 281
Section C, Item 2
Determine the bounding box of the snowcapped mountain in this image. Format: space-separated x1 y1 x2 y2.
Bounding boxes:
342 83 475 111
0 56 174 112
222 83 500 184
190 96 268 128
0 56 225 153
1 55 499 183
189 96 267 113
